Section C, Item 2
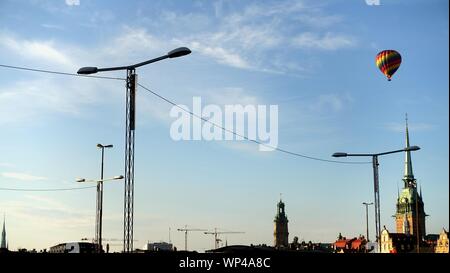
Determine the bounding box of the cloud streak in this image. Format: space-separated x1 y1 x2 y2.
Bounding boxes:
292 32 356 50
383 122 435 132
1 172 47 181
65 0 80 6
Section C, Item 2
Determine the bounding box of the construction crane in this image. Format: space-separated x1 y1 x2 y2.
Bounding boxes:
177 225 207 251
204 228 245 249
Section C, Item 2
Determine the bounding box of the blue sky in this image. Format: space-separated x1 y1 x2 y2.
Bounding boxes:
0 0 448 252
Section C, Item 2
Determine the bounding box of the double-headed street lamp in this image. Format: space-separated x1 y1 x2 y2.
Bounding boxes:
96 143 113 252
76 174 124 252
78 47 191 252
333 145 420 252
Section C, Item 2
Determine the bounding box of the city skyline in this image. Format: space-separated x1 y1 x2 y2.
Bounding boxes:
0 0 448 252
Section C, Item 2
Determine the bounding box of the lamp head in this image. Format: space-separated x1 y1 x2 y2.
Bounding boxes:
77 67 98 75
407 145 420 151
332 152 348 158
167 47 191 58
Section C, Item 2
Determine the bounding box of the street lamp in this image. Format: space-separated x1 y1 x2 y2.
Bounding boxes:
96 143 113 253
77 137 121 254
362 202 373 242
78 47 191 253
76 175 124 183
76 174 123 252
333 145 420 252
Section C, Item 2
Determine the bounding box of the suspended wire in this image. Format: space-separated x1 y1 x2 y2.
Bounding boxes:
0 63 370 164
0 185 96 192
0 64 125 81
138 83 370 164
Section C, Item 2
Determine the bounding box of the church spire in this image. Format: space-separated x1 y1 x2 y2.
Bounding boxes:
1 214 6 249
403 113 415 188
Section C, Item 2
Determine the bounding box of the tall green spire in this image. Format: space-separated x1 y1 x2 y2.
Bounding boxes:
403 113 416 188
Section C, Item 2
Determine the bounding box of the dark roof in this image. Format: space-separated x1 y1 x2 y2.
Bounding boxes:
425 234 439 241
206 245 276 253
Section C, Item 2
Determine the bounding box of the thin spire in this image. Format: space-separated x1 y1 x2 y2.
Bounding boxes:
1 214 6 249
403 113 415 187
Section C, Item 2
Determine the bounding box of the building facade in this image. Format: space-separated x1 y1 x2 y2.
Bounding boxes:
435 228 449 253
274 198 289 248
333 233 368 253
380 227 415 253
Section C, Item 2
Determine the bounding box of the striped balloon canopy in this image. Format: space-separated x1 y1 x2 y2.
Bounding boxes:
376 50 402 81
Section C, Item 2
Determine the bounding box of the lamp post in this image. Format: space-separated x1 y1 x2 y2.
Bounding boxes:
362 202 373 242
78 47 191 252
76 174 124 252
96 143 113 252
333 145 420 252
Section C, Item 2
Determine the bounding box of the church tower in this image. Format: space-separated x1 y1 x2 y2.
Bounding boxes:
274 197 289 248
1 215 7 250
395 116 426 241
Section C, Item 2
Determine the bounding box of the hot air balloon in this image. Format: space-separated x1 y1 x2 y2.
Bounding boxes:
376 50 402 81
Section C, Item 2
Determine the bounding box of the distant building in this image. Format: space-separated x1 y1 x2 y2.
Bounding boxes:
49 242 97 253
290 237 333 252
333 233 368 253
435 228 449 253
380 226 415 253
142 241 174 251
273 198 289 249
424 234 439 250
0 215 8 252
207 244 275 253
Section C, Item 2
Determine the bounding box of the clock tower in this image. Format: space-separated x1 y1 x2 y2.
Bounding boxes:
274 197 289 248
395 116 426 241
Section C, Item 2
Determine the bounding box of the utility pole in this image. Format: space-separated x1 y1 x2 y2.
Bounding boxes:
372 155 381 251
123 68 136 253
78 47 191 252
415 188 420 253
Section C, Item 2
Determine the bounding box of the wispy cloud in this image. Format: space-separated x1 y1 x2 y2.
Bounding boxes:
308 93 354 113
189 42 252 70
1 172 47 181
292 32 356 50
0 163 15 169
383 122 435 132
1 195 93 230
160 0 355 74
0 32 76 69
0 77 112 124
41 24 65 30
65 0 80 6
294 14 343 28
